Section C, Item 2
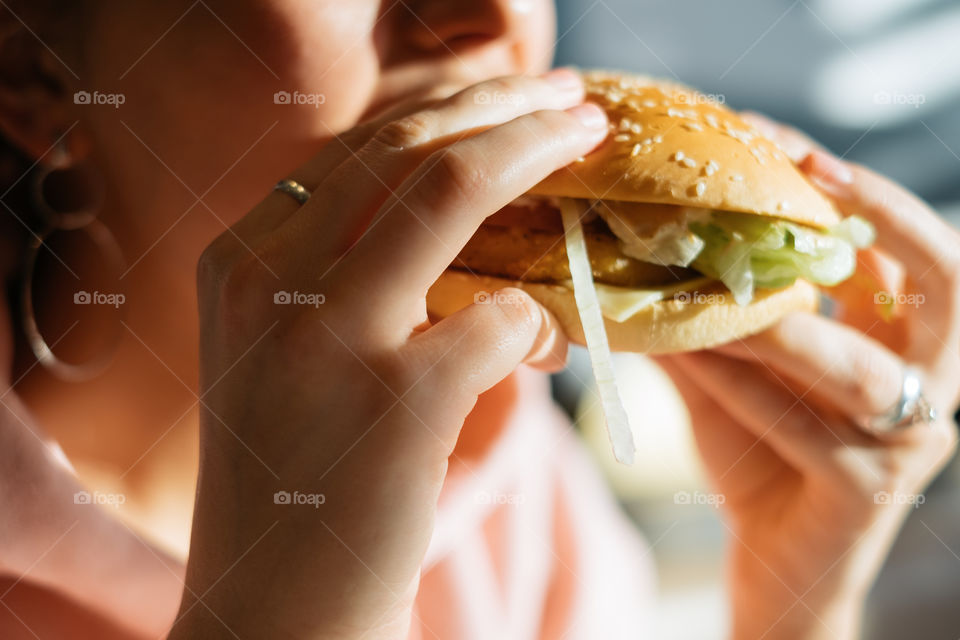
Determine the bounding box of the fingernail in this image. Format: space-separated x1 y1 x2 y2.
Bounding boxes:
540 68 582 91
804 150 853 189
567 103 607 129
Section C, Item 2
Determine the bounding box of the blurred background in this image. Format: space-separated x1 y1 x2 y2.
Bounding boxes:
548 0 960 638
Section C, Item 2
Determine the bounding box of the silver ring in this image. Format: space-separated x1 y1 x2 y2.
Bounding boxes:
273 179 311 205
865 366 938 433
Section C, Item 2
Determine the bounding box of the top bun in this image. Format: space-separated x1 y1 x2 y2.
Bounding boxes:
529 70 841 229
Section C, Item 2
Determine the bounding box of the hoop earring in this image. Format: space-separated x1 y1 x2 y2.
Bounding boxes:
20 153 126 382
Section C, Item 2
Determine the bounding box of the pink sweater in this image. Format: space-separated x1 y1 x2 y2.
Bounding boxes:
410 368 657 639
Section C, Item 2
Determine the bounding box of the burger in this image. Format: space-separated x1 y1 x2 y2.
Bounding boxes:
428 70 872 353
426 70 873 462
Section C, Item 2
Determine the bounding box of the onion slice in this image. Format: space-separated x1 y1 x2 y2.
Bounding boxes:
559 198 636 465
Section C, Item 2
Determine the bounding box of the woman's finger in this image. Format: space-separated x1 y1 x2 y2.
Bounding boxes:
655 355 783 482
825 247 911 351
713 312 909 423
520 301 569 373
800 150 960 361
400 288 547 446
279 70 588 265
672 350 876 475
800 150 960 294
334 103 608 322
229 120 388 247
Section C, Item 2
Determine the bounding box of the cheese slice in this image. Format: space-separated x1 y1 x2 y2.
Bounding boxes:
562 277 715 322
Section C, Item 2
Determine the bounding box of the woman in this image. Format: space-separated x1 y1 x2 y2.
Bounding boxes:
0 1 956 638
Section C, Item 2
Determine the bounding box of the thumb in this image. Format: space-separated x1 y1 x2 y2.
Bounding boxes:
824 247 910 351
827 246 902 310
405 288 567 401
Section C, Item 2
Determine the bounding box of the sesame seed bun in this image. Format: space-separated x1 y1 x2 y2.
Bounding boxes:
427 270 818 354
529 70 841 228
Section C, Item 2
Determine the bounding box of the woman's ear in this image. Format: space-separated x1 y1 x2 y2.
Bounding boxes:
0 19 80 163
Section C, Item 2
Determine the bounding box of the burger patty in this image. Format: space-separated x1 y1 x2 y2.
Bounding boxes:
453 221 698 287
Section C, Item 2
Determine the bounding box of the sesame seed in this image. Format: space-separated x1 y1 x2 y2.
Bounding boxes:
630 123 643 134
576 156 585 163
674 151 685 161
703 160 718 177
667 107 682 117
631 143 642 156
684 123 704 132
618 118 631 131
681 157 696 168
731 174 743 182
705 114 719 128
643 99 657 108
653 135 663 143
641 138 653 145
614 133 631 142
695 182 706 197
726 126 756 145
777 201 790 211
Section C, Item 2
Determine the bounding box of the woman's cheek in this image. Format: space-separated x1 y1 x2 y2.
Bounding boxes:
77 0 383 225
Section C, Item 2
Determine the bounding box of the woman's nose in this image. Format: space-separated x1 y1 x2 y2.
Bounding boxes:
403 0 514 51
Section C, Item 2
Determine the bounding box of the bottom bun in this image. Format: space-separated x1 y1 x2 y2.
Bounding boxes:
426 270 819 354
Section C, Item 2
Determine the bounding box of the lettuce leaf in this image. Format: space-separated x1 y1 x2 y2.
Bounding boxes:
688 211 874 305
596 202 706 267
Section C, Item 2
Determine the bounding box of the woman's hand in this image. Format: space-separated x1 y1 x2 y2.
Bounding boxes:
169 70 606 639
657 117 960 640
